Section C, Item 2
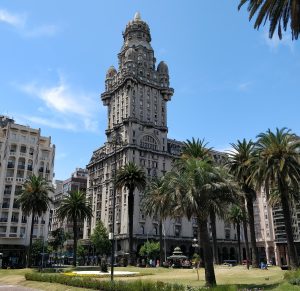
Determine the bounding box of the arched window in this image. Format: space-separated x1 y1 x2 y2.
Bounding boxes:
140 135 158 150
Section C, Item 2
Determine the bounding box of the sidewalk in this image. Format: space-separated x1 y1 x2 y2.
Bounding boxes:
0 286 41 291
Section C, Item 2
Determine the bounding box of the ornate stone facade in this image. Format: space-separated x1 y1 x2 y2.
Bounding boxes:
83 13 240 260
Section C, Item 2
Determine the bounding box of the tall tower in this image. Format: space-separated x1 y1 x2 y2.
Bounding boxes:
85 13 248 261
102 11 173 147
85 13 177 253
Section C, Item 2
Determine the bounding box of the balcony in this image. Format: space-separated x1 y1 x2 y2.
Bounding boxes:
5 177 14 183
2 203 10 209
0 217 8 222
16 178 25 183
4 190 12 195
9 233 17 238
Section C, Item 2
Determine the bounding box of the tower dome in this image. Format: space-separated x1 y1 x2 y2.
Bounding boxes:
157 61 169 75
106 66 117 78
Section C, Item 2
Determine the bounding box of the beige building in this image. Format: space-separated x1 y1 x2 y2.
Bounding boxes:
50 168 88 262
83 13 240 262
0 115 55 267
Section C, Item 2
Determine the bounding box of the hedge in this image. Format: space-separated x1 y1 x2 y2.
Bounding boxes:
24 272 186 291
25 272 256 290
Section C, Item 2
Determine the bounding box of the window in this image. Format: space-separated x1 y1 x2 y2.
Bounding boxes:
225 229 230 240
140 135 158 150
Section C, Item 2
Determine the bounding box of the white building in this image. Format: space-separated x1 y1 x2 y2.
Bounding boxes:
0 115 55 266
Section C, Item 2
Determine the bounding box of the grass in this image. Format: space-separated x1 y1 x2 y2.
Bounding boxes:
0 265 300 290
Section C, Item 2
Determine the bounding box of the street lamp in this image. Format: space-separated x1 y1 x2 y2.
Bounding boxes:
192 238 199 249
110 125 122 281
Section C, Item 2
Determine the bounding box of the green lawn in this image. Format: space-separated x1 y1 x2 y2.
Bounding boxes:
0 265 299 290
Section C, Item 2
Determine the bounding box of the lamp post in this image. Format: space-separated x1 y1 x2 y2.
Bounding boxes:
110 125 122 282
41 237 45 270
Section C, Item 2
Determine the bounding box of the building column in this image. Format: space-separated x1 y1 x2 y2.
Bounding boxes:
274 244 280 266
285 245 290 266
265 243 270 263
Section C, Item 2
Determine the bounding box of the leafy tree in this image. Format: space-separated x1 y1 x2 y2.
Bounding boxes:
227 139 259 268
56 191 93 267
253 128 300 269
227 205 244 264
90 220 111 256
142 176 172 266
77 242 88 266
116 162 146 265
17 175 53 267
238 0 300 40
49 228 67 252
139 241 160 261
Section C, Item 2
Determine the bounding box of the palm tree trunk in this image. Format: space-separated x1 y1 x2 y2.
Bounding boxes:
245 193 259 268
280 185 299 269
27 212 35 268
237 221 241 264
159 219 163 267
198 218 216 287
73 218 78 267
242 217 250 270
209 210 218 264
128 188 134 265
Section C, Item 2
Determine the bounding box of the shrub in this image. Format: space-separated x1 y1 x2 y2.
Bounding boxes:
25 272 187 291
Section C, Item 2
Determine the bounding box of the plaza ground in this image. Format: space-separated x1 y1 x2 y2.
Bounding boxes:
0 266 299 290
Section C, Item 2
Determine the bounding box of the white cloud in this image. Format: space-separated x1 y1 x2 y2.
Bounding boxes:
15 114 77 131
17 75 101 133
0 8 58 37
263 31 294 52
0 9 25 28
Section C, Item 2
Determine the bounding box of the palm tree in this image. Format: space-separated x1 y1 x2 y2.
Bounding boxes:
116 162 146 265
253 128 300 269
181 138 223 264
227 139 259 268
238 0 300 40
227 205 244 264
181 138 212 161
56 190 92 267
17 175 53 267
142 176 172 266
169 159 234 287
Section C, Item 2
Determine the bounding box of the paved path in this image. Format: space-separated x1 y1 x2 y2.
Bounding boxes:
0 286 41 291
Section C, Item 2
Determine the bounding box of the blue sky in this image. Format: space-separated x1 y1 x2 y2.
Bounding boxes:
1 1 299 180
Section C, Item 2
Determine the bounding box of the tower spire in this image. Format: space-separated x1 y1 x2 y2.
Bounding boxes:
134 11 141 21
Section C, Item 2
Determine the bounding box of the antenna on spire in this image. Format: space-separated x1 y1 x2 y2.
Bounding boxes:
134 11 141 21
